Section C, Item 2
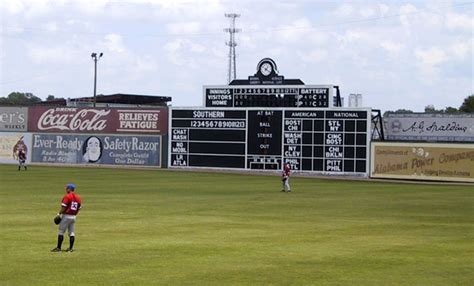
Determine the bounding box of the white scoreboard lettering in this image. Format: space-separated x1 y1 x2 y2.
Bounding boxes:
169 108 370 175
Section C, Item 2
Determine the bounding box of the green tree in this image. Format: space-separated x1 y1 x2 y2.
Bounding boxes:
459 95 474 113
444 106 459 113
0 92 41 105
424 104 459 113
383 109 413 117
424 105 436 112
46 95 65 101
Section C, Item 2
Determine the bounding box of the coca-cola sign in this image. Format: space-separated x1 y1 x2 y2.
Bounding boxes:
29 107 168 134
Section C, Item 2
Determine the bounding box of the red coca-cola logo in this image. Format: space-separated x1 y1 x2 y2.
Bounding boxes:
37 109 111 131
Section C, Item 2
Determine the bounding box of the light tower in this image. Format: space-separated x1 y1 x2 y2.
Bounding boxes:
224 13 240 84
91 52 103 107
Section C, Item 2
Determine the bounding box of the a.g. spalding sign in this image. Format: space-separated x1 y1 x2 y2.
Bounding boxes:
384 113 474 142
28 106 168 134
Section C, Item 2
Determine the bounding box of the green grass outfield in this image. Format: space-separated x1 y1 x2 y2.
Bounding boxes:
0 165 472 286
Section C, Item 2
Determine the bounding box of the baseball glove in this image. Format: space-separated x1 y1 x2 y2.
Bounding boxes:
53 214 62 225
282 176 288 181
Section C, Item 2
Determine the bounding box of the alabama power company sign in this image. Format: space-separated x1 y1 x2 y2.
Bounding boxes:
28 107 168 134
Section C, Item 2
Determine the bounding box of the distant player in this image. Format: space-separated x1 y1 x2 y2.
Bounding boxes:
17 149 27 171
281 163 291 193
51 183 82 252
12 136 28 171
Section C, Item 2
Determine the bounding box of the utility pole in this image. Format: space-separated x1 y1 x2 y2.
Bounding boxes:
224 13 240 84
91 52 103 107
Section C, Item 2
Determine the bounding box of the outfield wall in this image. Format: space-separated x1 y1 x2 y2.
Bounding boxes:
384 113 474 142
371 142 474 183
0 132 32 164
31 133 162 167
0 106 168 168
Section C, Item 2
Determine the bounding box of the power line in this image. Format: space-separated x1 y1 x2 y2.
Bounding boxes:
1 1 472 39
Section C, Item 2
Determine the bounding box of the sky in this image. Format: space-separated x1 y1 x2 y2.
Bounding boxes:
0 0 473 112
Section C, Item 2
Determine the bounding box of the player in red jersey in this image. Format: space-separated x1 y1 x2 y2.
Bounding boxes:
51 183 82 252
281 163 292 193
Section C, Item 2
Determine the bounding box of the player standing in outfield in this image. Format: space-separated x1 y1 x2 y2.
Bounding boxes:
12 136 28 171
17 149 27 171
51 184 82 252
281 163 291 193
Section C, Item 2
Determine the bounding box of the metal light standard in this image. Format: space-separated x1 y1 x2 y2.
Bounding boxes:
91 52 103 107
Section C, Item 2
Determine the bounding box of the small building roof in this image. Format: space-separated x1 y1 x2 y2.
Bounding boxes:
39 93 172 106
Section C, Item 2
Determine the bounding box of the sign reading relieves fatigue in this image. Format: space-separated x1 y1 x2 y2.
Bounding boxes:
384 113 474 142
371 142 474 182
0 107 28 131
28 106 168 134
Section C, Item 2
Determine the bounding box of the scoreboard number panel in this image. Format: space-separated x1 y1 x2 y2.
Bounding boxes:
204 85 333 108
169 108 370 175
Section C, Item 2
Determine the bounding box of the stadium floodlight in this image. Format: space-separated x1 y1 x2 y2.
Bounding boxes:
91 52 104 107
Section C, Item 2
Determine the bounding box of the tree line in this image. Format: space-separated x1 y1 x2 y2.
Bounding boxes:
384 94 473 115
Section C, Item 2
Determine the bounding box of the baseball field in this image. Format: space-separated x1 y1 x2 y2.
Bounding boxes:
0 165 472 285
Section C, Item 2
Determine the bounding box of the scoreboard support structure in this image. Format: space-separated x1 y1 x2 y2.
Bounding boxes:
169 107 371 176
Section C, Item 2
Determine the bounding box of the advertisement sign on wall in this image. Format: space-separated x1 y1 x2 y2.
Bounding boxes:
31 133 161 167
371 142 474 182
28 107 168 134
0 132 32 164
384 113 474 142
0 107 28 131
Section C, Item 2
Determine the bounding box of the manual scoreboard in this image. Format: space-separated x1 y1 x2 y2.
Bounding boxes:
169 108 370 175
204 85 332 108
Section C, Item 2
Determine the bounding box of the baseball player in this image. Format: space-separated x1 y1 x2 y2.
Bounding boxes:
17 149 27 171
281 163 291 193
12 136 28 171
51 183 82 252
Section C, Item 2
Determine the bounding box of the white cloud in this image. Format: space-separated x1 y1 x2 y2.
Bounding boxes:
380 41 404 56
135 56 158 73
0 1 25 14
378 4 389 16
103 34 126 53
338 29 368 46
0 0 68 18
359 7 376 18
297 49 328 64
450 41 471 60
334 4 353 17
41 22 59 32
445 13 473 30
415 47 448 66
399 4 417 27
74 0 109 14
27 45 77 64
276 18 313 42
164 38 206 66
166 21 201 34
